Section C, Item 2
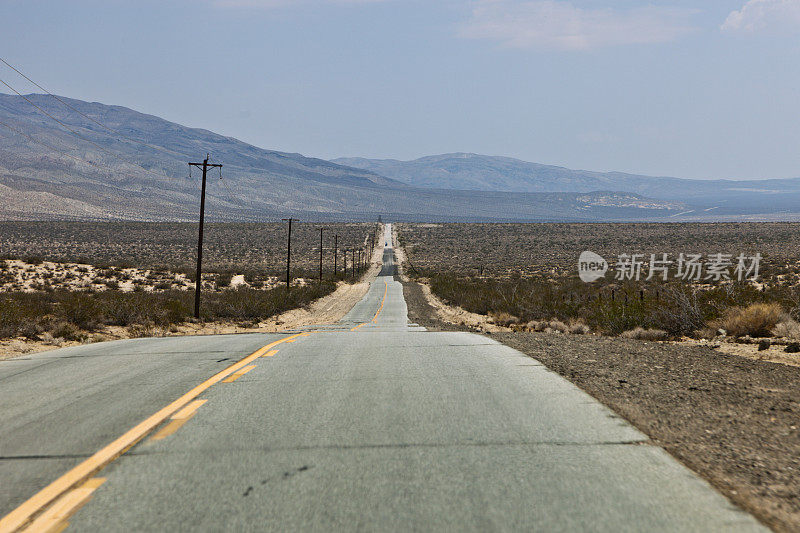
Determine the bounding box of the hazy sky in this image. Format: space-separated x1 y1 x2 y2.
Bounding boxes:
2 0 800 180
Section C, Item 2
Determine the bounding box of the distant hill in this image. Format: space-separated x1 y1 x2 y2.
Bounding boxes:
0 94 685 222
334 153 800 218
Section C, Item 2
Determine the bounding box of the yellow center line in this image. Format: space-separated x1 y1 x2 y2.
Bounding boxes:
351 279 389 331
171 399 207 420
0 333 308 533
21 478 105 533
149 399 208 441
221 365 256 383
371 280 389 323
261 350 278 358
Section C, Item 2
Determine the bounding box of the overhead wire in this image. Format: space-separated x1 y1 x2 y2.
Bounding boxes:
0 56 187 160
0 58 246 221
0 72 183 184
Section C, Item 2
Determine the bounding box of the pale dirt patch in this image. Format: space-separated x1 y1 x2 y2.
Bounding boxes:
392 226 409 281
678 338 800 368
416 282 507 333
229 274 248 288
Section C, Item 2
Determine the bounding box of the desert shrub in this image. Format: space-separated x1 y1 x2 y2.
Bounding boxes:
772 318 800 339
127 322 164 338
58 292 104 331
568 319 591 335
488 311 519 327
50 321 85 342
546 319 569 333
164 298 192 323
216 271 234 288
717 303 783 338
648 287 706 337
621 327 668 341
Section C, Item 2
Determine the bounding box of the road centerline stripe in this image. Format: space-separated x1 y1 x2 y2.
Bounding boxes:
0 333 307 533
222 365 256 383
149 399 208 441
371 280 388 323
21 477 105 533
352 279 389 331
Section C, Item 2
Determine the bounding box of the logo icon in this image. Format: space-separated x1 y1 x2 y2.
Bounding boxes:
578 251 608 283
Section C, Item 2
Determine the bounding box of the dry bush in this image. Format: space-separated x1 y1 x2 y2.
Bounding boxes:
546 319 569 333
568 319 591 335
621 327 668 341
717 303 783 338
488 311 519 327
523 320 543 332
50 321 85 342
127 322 165 338
649 287 705 337
772 318 800 339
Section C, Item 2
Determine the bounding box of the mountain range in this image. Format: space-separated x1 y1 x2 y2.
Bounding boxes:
334 154 800 218
0 93 795 222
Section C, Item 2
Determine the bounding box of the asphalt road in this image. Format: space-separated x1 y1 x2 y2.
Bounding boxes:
0 224 767 532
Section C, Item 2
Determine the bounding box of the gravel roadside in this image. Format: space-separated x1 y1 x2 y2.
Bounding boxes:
402 279 800 532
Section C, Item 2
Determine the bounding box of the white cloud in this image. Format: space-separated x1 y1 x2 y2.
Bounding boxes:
721 0 800 33
460 0 696 50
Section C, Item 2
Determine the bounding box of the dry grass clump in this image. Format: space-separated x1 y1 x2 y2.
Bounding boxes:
517 318 589 334
717 303 783 338
488 311 520 327
771 317 800 340
621 327 669 341
544 319 569 334
568 319 591 335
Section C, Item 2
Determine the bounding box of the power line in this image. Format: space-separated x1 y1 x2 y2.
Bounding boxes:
0 77 126 161
0 75 181 184
0 56 188 160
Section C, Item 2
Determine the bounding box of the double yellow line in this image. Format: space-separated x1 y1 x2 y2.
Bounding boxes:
0 333 308 533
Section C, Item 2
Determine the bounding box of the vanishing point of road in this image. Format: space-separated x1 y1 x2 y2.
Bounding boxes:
0 225 767 531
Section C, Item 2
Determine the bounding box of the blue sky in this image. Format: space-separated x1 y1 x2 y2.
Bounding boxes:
2 0 800 180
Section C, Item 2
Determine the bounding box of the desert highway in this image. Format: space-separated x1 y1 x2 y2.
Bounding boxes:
0 224 766 532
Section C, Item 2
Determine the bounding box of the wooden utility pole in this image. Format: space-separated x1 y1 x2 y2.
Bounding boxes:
333 234 339 279
282 218 298 289
188 155 222 319
318 227 324 284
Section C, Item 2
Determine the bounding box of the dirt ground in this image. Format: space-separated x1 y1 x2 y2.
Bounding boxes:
402 279 800 533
